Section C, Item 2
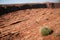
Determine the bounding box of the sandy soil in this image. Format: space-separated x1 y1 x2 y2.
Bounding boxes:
0 8 60 40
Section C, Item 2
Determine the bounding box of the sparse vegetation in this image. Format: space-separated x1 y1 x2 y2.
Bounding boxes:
54 34 60 36
41 27 53 36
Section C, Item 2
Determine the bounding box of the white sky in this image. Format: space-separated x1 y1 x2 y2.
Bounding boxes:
0 0 60 4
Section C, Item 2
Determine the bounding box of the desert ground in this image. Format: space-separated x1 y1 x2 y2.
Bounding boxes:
0 8 60 40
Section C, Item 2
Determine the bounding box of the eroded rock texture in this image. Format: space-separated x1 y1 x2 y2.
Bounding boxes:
0 8 60 40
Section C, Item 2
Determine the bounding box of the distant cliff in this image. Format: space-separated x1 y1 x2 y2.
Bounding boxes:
0 3 60 16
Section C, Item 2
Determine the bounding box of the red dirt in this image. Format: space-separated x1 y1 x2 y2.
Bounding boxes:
0 8 60 40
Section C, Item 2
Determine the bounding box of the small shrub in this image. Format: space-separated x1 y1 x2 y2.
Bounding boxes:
41 27 53 36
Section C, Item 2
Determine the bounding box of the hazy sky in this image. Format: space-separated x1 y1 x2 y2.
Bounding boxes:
0 0 60 4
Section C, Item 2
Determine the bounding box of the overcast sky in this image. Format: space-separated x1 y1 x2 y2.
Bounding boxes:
0 0 60 4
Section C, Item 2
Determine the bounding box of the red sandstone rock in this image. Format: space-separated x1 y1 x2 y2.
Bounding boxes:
0 8 60 40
